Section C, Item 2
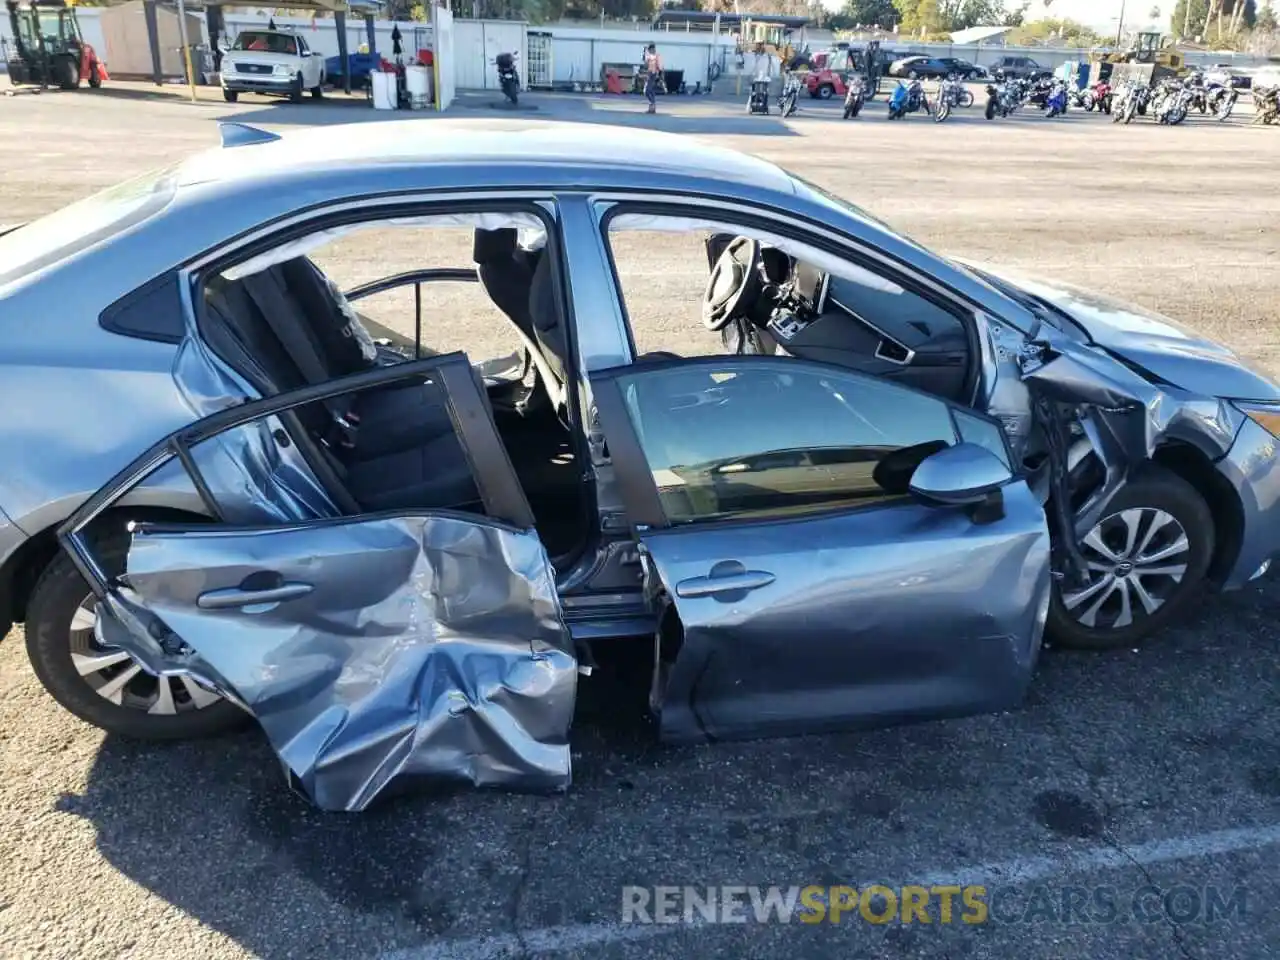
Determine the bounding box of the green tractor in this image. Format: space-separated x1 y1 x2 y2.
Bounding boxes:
3 0 106 90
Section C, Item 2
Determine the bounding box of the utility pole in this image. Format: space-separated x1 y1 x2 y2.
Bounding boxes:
1115 0 1127 45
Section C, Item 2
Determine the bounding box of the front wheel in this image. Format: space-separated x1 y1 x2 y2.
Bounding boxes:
935 100 950 122
25 540 246 739
223 88 238 103
1046 467 1213 651
59 56 81 90
985 98 996 120
817 83 834 100
311 78 324 99
290 74 304 103
87 60 102 89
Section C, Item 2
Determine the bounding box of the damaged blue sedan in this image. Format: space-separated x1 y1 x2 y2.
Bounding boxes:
1 121 1277 810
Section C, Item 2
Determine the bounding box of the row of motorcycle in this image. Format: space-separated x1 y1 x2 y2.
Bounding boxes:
1106 72 1240 124
833 74 975 121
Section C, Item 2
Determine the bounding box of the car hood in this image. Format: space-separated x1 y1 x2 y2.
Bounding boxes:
971 263 1280 402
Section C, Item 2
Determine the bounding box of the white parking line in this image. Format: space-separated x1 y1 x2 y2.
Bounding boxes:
375 823 1280 960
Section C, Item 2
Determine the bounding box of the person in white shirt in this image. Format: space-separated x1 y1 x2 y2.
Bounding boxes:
749 42 775 109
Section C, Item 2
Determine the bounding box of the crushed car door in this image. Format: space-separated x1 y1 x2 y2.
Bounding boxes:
591 355 1052 743
59 353 576 811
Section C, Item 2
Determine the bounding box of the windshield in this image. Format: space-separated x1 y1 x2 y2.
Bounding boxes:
0 165 177 289
232 31 297 55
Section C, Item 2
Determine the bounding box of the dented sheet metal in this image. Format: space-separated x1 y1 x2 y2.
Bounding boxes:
99 514 575 810
1022 333 1246 538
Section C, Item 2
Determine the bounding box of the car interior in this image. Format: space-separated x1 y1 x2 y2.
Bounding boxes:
694 231 976 404
194 218 978 565
199 225 589 562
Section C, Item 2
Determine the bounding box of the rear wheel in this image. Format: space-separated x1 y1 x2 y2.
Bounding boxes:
1047 467 1213 651
985 97 996 119
817 83 834 100
935 100 950 122
87 59 102 88
25 540 246 739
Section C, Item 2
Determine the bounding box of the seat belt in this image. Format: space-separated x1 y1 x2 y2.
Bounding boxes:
241 272 359 450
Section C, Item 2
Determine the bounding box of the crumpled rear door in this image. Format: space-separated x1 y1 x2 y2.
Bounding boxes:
112 513 575 811
61 353 576 810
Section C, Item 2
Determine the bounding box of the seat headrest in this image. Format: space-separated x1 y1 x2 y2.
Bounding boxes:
473 228 518 264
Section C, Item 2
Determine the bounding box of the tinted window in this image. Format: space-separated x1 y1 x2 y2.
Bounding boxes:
233 32 297 55
614 360 959 523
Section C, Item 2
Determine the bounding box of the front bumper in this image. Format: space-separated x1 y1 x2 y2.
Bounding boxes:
221 73 296 94
1214 417 1280 588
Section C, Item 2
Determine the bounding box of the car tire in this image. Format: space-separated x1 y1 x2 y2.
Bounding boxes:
25 537 247 740
290 74 304 103
88 60 102 89
1046 466 1213 651
59 57 81 90
817 83 834 99
223 88 238 102
311 77 324 99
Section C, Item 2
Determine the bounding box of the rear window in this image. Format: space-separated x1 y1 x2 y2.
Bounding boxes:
0 165 177 289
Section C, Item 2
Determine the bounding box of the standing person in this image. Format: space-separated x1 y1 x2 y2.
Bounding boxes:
644 43 662 114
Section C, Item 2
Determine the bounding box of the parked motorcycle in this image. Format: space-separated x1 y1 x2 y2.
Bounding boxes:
495 51 520 105
933 74 966 122
1252 85 1280 125
1081 80 1112 113
1044 79 1068 118
1112 80 1149 123
1026 76 1055 109
887 78 928 119
778 71 800 117
842 72 865 119
1208 82 1238 120
1154 80 1192 125
983 78 1023 119
747 79 770 115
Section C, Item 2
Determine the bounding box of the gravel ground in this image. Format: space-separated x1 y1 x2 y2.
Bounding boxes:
1 83 1279 960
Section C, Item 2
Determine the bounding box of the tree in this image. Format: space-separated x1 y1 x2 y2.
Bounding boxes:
1004 1 1030 25
1148 3 1161 18
1006 17 1104 45
1171 0 1209 35
1260 1 1279 29
836 0 898 27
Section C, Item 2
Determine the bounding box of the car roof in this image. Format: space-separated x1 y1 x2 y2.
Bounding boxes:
176 120 800 195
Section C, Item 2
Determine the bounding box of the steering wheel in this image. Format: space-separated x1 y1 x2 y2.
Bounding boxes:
702 236 763 331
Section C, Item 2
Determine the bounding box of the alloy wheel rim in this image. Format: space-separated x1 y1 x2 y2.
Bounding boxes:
68 596 222 714
1060 507 1191 631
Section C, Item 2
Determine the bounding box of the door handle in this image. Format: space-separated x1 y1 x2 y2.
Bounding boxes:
675 570 775 599
197 582 314 610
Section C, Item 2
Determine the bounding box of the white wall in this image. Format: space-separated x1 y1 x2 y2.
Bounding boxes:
453 19 526 91
547 25 733 85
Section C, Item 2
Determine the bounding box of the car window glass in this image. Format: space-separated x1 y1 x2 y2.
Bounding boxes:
613 361 959 523
298 37 310 55
602 216 964 374
952 408 1011 468
305 226 529 381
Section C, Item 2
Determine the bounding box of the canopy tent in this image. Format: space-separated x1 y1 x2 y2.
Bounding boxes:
948 25 1012 45
128 0 386 94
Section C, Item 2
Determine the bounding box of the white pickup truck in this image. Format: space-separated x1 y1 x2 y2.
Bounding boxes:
219 29 326 103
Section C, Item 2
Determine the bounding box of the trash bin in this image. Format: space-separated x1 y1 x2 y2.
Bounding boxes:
662 69 684 94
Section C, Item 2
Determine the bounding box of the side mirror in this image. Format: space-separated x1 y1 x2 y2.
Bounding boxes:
908 442 1012 511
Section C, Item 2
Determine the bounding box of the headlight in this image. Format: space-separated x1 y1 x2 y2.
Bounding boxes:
1235 402 1280 438
273 64 292 76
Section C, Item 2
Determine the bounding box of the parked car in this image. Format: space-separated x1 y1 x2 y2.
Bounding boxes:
218 28 326 103
988 55 1052 81
889 55 958 79
1208 62 1250 89
3 122 1280 808
937 57 987 79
